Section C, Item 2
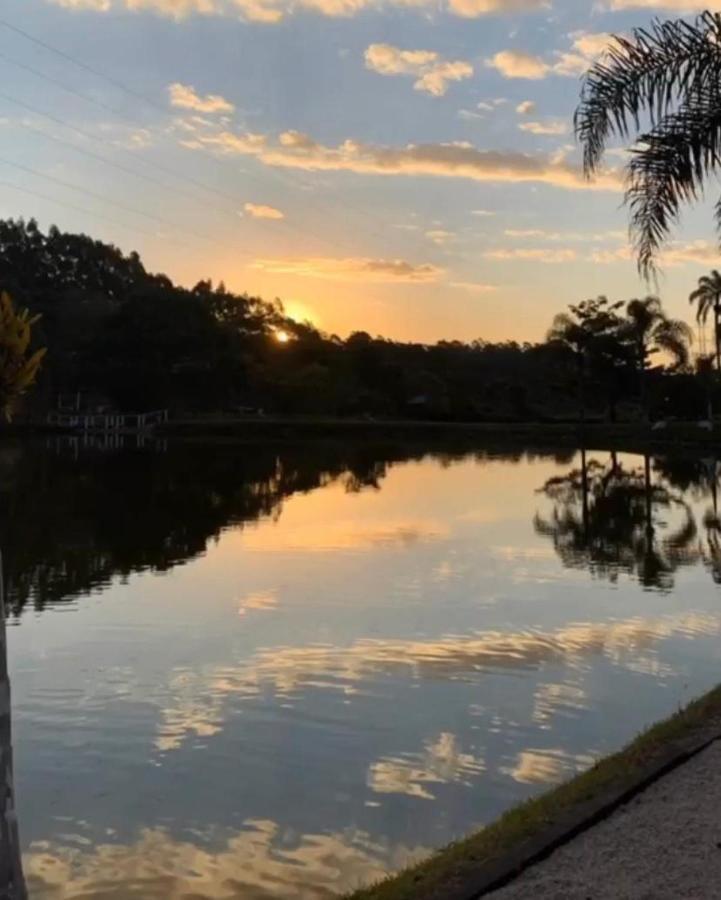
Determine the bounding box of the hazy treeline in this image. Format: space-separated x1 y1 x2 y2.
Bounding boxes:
0 218 708 421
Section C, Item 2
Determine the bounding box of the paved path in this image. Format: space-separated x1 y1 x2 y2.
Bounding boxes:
489 739 721 900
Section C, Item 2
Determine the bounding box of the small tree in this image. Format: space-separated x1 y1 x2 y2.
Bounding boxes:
0 292 45 421
547 297 628 423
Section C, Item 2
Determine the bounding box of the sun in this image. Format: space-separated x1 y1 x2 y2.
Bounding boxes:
274 329 291 344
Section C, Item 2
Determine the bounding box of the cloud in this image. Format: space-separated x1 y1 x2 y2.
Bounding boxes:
25 821 425 900
476 98 508 112
491 32 617 82
503 748 594 785
238 589 278 614
516 99 536 115
48 0 553 22
450 280 497 293
52 0 111 7
519 119 569 135
168 82 234 114
426 229 455 245
487 50 549 79
571 31 615 59
606 0 720 9
591 240 721 267
471 209 496 217
364 44 473 97
186 127 622 192
368 732 484 800
484 247 577 263
244 202 285 219
447 0 549 17
250 256 444 283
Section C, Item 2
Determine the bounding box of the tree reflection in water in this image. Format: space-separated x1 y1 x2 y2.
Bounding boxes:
534 450 703 590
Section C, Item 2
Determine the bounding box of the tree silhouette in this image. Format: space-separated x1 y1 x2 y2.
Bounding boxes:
622 296 692 418
690 271 721 373
535 452 700 590
547 297 629 423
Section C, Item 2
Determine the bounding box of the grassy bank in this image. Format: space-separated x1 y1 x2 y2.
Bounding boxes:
345 685 721 900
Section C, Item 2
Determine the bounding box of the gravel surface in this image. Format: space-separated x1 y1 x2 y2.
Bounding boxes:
489 739 721 900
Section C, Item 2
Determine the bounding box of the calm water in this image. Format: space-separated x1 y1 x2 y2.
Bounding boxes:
4 439 721 898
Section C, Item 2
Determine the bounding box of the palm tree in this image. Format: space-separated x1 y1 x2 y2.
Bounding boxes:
623 296 692 418
690 270 721 372
575 12 721 276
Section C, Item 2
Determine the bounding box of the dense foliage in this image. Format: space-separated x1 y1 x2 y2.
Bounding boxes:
0 218 706 422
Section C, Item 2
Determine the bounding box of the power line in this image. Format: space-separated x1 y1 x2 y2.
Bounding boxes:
0 16 168 116
0 177 175 243
0 156 214 242
0 88 245 216
0 15 431 260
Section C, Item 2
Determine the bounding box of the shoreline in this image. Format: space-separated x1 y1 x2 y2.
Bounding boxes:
6 417 721 452
344 684 721 900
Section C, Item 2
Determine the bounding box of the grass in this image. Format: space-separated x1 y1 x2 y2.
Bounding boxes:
344 684 721 900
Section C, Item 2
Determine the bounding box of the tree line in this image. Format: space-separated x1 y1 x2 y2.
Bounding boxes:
3 217 720 423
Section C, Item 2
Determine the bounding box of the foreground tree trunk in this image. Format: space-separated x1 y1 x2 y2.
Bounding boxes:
0 554 25 900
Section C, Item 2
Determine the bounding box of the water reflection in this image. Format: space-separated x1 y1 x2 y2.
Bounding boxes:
534 449 712 590
25 820 425 899
7 440 721 899
0 440 567 614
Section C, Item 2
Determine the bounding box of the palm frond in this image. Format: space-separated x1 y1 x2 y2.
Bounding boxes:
575 12 721 274
626 88 721 275
576 13 721 174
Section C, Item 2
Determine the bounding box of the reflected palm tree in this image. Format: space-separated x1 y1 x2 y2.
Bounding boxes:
535 451 700 590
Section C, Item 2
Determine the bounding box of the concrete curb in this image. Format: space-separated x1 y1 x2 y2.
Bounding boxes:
441 727 721 900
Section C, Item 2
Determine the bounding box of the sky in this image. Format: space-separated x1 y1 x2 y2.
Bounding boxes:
1 0 720 344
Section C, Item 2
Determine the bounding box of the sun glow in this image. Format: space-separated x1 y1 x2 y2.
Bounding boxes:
274 329 291 344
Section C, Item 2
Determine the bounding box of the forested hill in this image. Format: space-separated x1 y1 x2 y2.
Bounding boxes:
0 218 703 422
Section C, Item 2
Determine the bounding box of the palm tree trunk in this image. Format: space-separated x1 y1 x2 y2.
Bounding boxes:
0 553 26 900
715 303 721 374
644 454 654 541
581 447 590 540
638 348 649 423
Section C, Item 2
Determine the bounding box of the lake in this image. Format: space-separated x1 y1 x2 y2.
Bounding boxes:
4 438 721 898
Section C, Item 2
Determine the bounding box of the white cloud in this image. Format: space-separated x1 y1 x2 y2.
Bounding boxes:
447 0 549 17
471 209 496 217
458 109 486 121
450 280 497 292
48 0 552 21
186 126 622 193
250 256 444 282
484 247 578 263
491 32 617 83
516 99 536 115
571 31 615 59
168 82 234 114
519 119 569 135
487 50 549 80
365 44 473 97
591 240 721 267
426 229 455 245
606 0 720 9
244 202 285 219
